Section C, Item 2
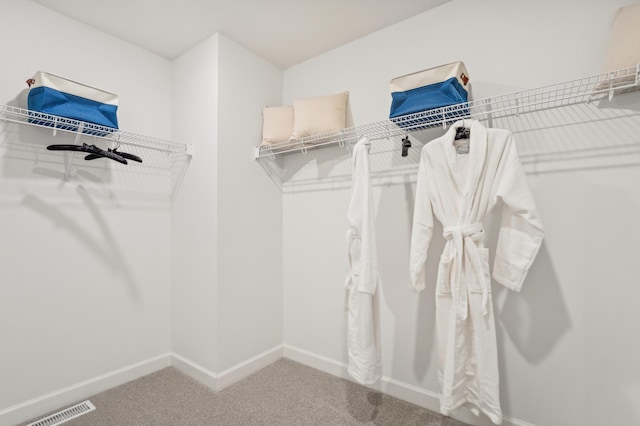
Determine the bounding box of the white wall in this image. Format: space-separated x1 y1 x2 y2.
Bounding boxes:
216 34 283 371
281 1 640 425
170 33 284 374
0 0 173 423
171 35 220 373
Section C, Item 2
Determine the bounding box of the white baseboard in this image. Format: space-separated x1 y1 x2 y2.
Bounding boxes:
0 353 171 426
169 352 219 390
169 345 283 391
282 344 350 379
282 344 535 426
1 346 534 426
281 344 442 413
1 347 284 426
214 345 283 390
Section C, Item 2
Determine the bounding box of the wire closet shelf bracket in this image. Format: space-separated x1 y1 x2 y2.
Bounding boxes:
254 64 640 160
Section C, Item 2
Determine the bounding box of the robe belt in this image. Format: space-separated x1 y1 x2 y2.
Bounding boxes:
442 223 489 320
344 229 356 291
344 229 356 309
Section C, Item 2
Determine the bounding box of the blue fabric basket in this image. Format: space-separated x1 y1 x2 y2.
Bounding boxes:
28 87 119 129
389 77 469 119
27 72 119 134
388 62 471 128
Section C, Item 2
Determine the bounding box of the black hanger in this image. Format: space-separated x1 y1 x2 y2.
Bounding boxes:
85 147 143 163
455 126 470 140
47 143 128 164
401 135 411 157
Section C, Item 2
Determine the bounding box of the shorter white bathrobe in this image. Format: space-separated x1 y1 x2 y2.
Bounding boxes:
409 120 544 424
345 137 382 384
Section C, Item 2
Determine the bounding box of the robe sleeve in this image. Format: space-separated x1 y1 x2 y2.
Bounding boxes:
409 148 434 292
492 135 544 292
347 142 378 295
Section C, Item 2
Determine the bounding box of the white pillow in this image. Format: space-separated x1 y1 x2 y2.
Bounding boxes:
290 91 349 140
261 106 293 145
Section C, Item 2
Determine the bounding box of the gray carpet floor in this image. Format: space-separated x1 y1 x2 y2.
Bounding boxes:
21 358 469 426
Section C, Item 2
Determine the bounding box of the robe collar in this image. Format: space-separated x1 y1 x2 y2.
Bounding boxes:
442 119 488 203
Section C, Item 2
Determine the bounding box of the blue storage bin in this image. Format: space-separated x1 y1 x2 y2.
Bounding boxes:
27 71 119 133
389 62 470 127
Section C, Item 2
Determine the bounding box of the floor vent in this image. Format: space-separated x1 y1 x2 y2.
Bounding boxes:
27 400 96 426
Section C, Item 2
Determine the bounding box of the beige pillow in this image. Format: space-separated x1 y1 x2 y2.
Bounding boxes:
601 3 640 82
290 91 349 140
261 106 293 145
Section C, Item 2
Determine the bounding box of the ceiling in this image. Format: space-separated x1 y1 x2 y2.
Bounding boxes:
32 0 448 69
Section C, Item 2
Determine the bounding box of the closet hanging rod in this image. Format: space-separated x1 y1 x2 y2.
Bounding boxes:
0 104 192 156
255 64 640 159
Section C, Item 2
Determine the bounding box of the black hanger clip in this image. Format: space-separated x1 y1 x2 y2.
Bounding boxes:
455 126 470 140
401 136 411 157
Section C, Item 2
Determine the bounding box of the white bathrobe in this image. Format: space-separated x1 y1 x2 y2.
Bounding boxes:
345 137 381 384
409 120 544 424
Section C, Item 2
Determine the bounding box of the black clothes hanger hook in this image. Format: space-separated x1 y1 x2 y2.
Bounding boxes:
455 126 470 140
401 136 411 157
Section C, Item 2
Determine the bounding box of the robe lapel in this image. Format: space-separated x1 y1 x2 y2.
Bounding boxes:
465 120 487 204
443 119 488 220
443 124 464 199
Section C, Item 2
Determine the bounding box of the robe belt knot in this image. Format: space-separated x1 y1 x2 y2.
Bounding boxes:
442 223 490 320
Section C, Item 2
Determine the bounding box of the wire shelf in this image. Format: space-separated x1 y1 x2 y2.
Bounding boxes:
0 104 191 155
254 64 640 159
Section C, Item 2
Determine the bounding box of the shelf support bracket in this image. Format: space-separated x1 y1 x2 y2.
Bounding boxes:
63 123 85 181
266 146 275 160
64 151 75 182
608 73 615 102
486 100 493 129
73 123 84 145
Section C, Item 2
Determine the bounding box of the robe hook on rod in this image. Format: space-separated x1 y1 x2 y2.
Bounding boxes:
455 126 471 140
401 135 411 157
